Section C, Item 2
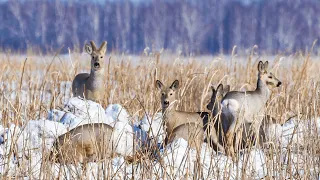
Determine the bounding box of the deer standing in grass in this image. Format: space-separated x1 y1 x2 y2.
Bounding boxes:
156 80 204 153
221 61 281 160
204 84 230 153
207 84 282 151
72 41 107 102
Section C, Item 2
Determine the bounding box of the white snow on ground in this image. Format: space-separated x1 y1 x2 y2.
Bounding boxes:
105 103 131 126
280 117 320 147
61 97 109 128
281 118 305 147
0 81 72 107
17 120 66 177
160 138 198 178
0 121 66 177
139 112 164 144
105 103 134 156
0 125 6 144
133 123 148 150
0 124 21 175
0 97 320 179
155 138 267 179
16 120 67 155
264 123 283 143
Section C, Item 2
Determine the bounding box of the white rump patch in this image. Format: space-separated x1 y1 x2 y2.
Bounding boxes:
221 99 240 114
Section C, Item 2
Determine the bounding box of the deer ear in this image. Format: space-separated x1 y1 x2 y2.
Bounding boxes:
258 61 264 72
90 40 97 51
216 84 223 94
263 61 269 70
85 44 93 55
99 41 107 54
224 85 230 95
170 80 179 90
210 85 216 93
156 80 164 90
210 85 216 99
215 84 225 100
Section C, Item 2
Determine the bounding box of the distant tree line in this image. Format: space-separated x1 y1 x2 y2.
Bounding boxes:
0 0 319 54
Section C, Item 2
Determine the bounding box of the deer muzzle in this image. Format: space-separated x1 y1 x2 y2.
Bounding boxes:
94 62 100 68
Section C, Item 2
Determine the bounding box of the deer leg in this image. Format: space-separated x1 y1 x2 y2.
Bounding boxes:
253 121 261 147
215 141 225 153
216 120 226 153
207 119 225 153
226 114 244 161
225 121 236 160
210 133 225 153
248 116 262 148
81 160 88 180
234 125 243 162
234 119 244 162
195 131 203 180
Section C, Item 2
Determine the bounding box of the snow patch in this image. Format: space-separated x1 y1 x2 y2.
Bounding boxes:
62 97 108 128
139 113 164 144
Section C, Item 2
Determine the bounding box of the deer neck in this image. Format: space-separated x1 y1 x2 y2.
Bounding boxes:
255 78 271 103
88 69 105 87
90 68 104 79
162 102 176 117
212 100 221 117
162 101 179 126
162 102 186 135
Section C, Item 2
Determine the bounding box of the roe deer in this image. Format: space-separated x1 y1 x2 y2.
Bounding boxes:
156 80 204 153
221 61 281 160
72 41 107 102
50 123 114 165
207 84 281 150
204 84 230 153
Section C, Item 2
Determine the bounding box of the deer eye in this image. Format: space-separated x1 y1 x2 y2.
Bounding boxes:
170 93 173 95
268 76 272 79
161 93 165 96
100 56 103 59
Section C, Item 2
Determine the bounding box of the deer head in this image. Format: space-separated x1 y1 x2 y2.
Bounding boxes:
85 40 107 72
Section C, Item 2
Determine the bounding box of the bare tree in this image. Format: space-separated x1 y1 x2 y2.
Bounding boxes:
181 1 209 53
143 0 168 51
1 0 320 54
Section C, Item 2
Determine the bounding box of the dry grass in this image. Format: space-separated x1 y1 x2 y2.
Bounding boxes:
0 48 319 179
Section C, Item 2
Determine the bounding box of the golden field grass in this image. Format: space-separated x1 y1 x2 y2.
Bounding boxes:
0 47 319 179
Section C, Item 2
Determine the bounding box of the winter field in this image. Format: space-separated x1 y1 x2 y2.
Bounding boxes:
0 49 319 179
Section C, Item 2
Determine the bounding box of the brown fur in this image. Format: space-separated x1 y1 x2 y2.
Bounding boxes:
165 112 204 150
156 80 204 152
50 123 113 164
